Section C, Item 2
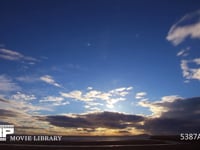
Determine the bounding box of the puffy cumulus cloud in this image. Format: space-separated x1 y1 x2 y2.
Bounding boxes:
60 86 133 109
0 75 20 92
61 90 87 100
138 95 183 117
135 92 147 100
40 96 70 106
0 48 38 63
166 10 200 45
140 97 200 135
137 95 200 134
37 111 145 133
40 75 62 87
11 92 36 101
181 58 200 81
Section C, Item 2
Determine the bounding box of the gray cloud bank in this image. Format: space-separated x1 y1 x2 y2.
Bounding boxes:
1 97 200 135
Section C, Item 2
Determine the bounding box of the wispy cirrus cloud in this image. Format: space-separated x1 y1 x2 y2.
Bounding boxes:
166 10 200 45
0 75 20 92
16 76 39 83
0 48 38 63
40 75 62 87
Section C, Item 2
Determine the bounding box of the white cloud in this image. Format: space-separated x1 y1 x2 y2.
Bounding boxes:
52 101 70 106
60 90 88 101
167 22 200 45
193 58 200 64
84 101 104 112
0 75 20 92
138 95 183 117
0 48 38 62
109 87 133 97
0 96 51 115
60 86 133 109
40 96 69 106
177 47 190 57
180 58 200 81
135 92 147 99
11 92 36 101
87 87 93 90
40 75 61 87
40 96 64 102
166 10 200 83
166 10 200 45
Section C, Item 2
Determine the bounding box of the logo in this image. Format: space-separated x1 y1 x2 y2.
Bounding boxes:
0 125 14 141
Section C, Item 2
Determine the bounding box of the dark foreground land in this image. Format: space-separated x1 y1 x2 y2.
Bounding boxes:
0 136 200 150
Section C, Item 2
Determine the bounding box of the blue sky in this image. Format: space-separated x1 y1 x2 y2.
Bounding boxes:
0 0 200 135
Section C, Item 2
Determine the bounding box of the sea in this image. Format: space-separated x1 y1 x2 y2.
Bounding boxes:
61 135 150 142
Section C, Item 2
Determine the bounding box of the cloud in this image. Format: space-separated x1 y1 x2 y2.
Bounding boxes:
2 94 200 135
177 47 190 57
40 96 64 102
38 111 144 130
11 92 36 101
0 109 20 118
0 48 38 63
60 86 133 108
40 96 69 106
0 75 20 92
0 97 54 135
40 75 62 87
140 97 200 134
138 95 183 117
166 10 200 45
180 58 200 81
16 76 39 83
0 97 144 136
87 87 93 90
135 92 147 100
0 94 51 115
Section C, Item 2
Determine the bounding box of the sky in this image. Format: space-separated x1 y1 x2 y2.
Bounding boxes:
0 0 200 136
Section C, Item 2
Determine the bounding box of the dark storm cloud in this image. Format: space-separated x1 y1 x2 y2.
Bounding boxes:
38 115 92 128
38 111 145 129
141 97 200 134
